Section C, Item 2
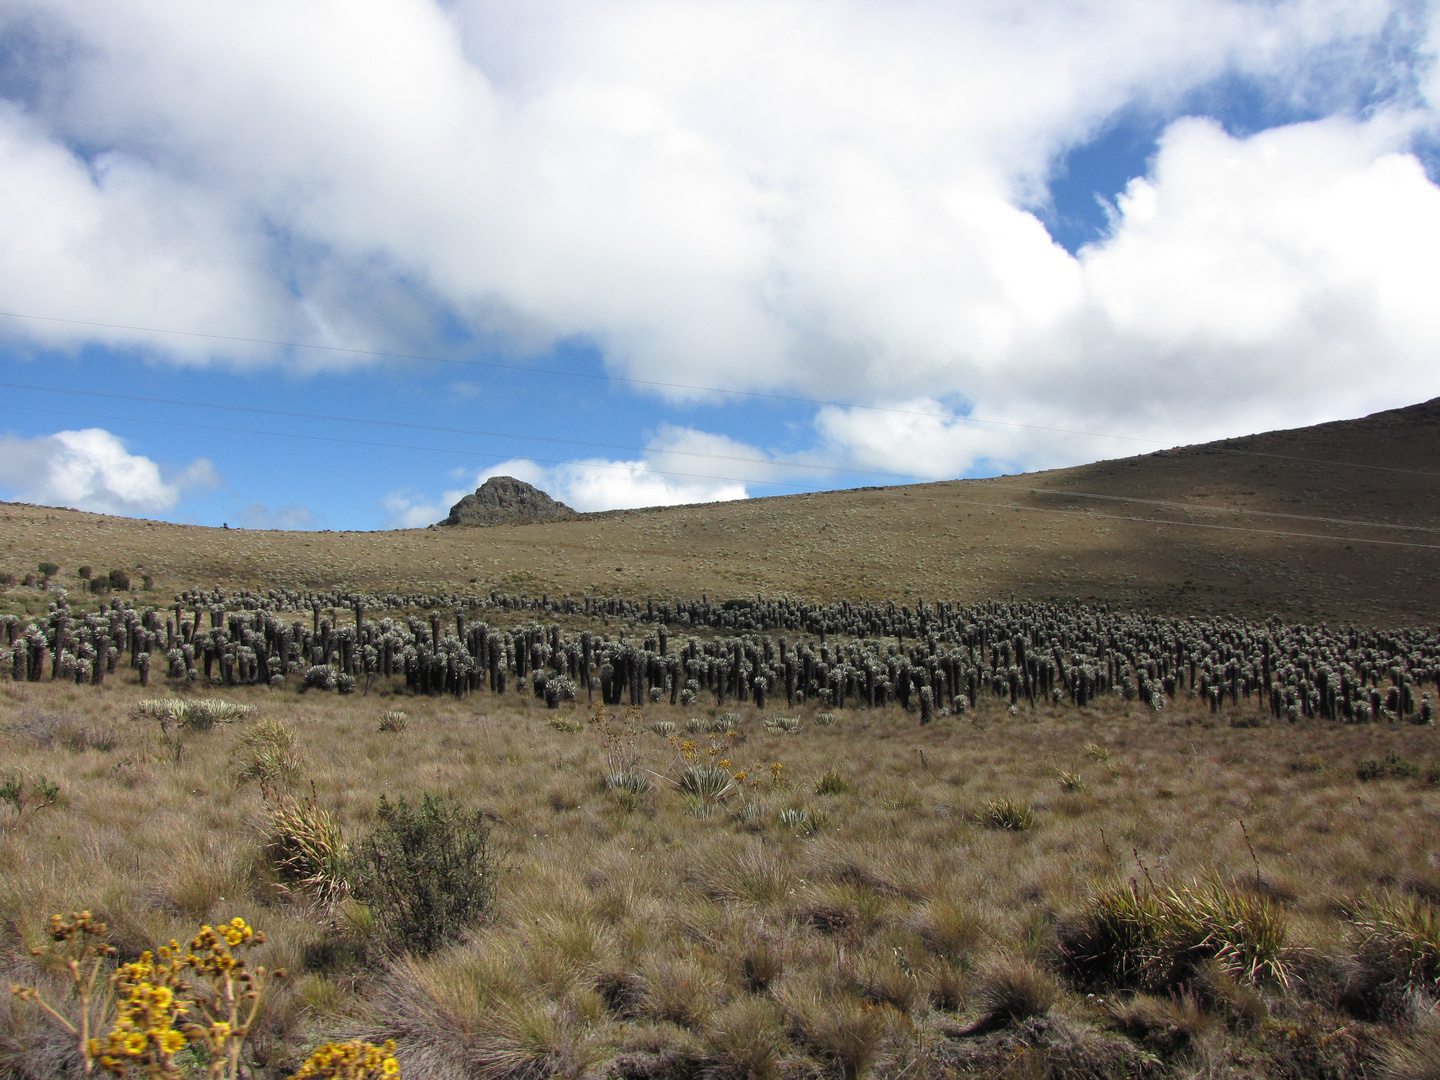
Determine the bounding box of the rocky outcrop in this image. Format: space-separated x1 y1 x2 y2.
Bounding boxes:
439 476 578 526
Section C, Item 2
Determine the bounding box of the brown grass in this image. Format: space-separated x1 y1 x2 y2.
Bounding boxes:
4 662 1440 1077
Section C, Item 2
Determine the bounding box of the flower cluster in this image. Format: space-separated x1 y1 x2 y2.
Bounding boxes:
11 913 281 1080
289 1038 400 1079
90 952 190 1078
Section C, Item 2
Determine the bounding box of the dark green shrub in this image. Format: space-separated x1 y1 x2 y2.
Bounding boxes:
353 793 495 955
37 562 58 581
107 569 130 591
1357 752 1420 781
77 566 92 580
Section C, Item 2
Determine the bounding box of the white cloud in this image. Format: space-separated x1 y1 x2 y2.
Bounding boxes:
379 489 456 529
462 425 776 511
241 503 319 530
0 1 1436 487
0 428 219 515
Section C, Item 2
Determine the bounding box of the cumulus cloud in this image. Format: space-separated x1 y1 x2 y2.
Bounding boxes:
449 426 780 512
379 488 464 529
0 1 1436 487
241 503 319 530
0 428 219 515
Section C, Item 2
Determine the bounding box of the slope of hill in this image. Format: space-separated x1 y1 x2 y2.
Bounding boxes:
1 399 1436 624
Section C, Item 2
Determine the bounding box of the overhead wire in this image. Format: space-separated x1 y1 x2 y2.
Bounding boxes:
2 380 1436 535
3 308 1437 480
1 309 1437 543
3 400 1438 550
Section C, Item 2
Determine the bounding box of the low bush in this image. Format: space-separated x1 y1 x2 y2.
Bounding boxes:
1358 752 1421 781
353 792 495 955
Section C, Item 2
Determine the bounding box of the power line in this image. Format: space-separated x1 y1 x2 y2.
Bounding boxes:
5 381 1434 532
0 308 1168 444
4 400 1438 549
0 379 944 483
0 403 814 490
4 308 1436 482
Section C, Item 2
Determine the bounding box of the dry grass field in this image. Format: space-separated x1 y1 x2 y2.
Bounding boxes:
2 668 1440 1080
1 398 1437 625
2 399 1439 1079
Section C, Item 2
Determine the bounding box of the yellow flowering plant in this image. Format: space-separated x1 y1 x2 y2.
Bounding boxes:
289 1038 400 1079
8 911 117 1078
10 913 284 1080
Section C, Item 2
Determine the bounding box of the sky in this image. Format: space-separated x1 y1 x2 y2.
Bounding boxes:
0 0 1438 529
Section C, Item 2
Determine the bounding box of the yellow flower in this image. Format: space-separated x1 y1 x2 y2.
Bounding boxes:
157 1030 186 1054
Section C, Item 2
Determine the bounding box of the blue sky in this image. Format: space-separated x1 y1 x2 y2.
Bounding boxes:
2 0 1439 530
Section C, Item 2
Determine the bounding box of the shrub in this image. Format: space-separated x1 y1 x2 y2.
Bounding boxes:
1358 752 1421 781
353 793 495 955
11 911 277 1080
983 798 1035 831
289 1039 400 1080
107 568 130 591
814 768 848 796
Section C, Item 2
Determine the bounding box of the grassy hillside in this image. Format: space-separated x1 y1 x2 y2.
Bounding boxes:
1 398 1437 623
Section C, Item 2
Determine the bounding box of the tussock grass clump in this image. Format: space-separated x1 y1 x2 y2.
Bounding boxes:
814 768 848 796
983 798 1035 831
973 957 1057 1026
1060 877 1290 992
1345 892 1440 990
706 997 786 1080
777 986 890 1080
264 786 349 903
233 719 304 785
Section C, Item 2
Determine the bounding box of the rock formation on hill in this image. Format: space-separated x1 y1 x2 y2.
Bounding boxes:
439 476 578 526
